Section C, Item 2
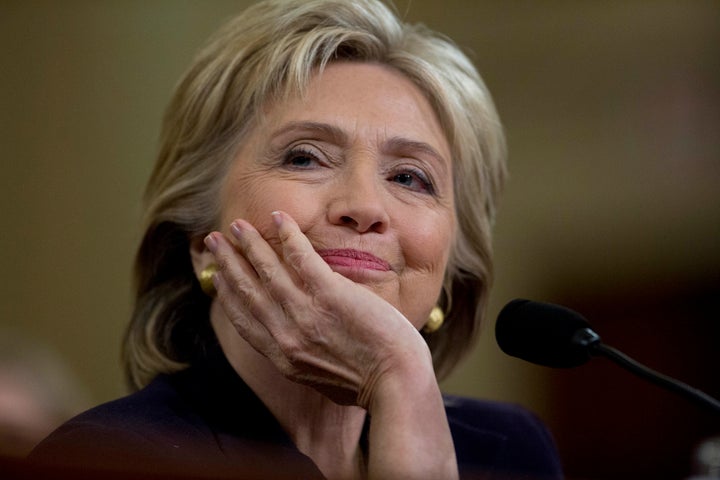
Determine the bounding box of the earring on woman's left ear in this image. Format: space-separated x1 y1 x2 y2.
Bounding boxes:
198 264 218 297
423 306 444 333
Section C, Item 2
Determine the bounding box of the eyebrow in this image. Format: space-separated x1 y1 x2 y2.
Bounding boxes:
270 121 449 173
270 121 348 145
383 137 449 176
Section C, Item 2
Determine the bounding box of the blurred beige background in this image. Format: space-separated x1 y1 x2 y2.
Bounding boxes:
2 1 719 477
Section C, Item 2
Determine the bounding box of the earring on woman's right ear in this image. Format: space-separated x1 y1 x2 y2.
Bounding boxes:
198 264 218 297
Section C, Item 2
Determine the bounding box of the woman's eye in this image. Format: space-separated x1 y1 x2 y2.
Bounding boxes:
282 148 320 168
390 170 435 195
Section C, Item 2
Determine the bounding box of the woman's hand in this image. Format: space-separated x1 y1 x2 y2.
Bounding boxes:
205 210 458 479
204 210 429 407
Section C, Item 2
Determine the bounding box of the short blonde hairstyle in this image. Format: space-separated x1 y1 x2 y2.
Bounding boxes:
124 0 506 390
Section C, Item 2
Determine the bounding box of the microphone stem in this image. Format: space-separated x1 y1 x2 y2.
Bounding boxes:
592 343 720 415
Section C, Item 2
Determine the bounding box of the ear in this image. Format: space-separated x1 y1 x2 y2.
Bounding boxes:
189 234 215 279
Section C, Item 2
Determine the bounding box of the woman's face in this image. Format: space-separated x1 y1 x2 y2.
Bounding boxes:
217 62 455 329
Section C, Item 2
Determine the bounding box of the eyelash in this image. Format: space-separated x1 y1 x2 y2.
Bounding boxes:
281 147 437 196
389 167 436 195
282 147 322 169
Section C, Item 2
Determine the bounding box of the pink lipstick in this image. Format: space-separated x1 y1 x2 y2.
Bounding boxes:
316 249 391 271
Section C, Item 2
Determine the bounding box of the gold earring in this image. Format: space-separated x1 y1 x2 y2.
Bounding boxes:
198 264 218 297
423 306 444 333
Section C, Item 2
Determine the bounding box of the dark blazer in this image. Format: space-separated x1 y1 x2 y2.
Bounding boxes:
29 346 563 479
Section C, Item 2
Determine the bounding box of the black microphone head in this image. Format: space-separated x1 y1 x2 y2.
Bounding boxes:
495 299 600 368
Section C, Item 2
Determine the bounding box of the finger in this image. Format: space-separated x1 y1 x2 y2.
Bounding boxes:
206 230 267 313
271 211 336 295
204 232 282 352
212 268 312 381
229 218 309 308
227 219 327 360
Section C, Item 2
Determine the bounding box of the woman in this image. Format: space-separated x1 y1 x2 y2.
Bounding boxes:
30 1 562 478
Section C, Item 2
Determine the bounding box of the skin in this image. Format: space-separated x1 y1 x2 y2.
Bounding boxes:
192 62 458 479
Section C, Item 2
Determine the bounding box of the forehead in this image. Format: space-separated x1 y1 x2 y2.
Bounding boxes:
256 62 451 160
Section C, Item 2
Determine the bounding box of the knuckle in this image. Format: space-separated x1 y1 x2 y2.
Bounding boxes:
223 276 258 313
238 291 255 313
229 275 250 295
278 223 294 243
285 249 308 271
256 261 278 286
278 335 304 363
214 254 233 272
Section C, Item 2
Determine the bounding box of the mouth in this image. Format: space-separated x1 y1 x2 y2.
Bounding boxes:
316 249 391 272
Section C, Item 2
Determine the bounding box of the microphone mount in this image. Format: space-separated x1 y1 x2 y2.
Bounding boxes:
498 299 720 415
589 341 720 415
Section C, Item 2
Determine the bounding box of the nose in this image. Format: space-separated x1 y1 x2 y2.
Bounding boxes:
327 162 389 234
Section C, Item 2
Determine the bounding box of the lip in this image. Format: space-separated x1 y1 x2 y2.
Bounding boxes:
316 249 391 272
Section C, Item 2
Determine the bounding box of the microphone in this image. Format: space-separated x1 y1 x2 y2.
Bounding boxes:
496 298 720 414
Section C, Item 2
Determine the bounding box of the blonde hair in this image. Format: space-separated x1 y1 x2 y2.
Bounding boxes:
124 0 506 389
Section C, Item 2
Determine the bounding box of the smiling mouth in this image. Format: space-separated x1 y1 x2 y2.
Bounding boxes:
316 249 391 271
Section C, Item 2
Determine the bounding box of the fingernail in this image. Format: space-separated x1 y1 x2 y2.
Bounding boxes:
204 233 218 253
271 211 282 228
230 221 244 239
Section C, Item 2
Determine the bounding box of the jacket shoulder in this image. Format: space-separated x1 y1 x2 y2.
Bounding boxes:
28 375 220 473
444 395 563 479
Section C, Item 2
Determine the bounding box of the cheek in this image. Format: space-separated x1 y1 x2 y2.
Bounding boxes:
395 211 454 328
220 182 267 230
220 177 320 237
399 212 454 274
